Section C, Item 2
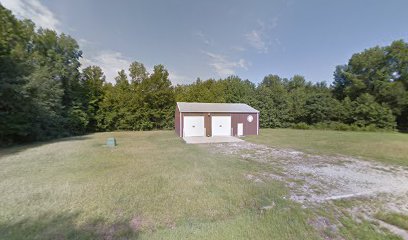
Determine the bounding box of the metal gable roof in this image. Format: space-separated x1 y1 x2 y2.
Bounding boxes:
177 102 259 113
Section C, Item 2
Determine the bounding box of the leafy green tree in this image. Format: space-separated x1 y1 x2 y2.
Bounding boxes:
129 61 148 84
32 29 82 107
351 94 395 129
286 75 310 123
0 7 33 143
332 40 408 129
339 97 354 124
1 4 85 142
114 69 137 130
256 75 291 128
140 65 175 129
98 70 133 130
115 70 129 89
80 66 106 131
23 66 65 140
176 78 226 103
96 83 116 131
2 3 407 144
303 93 342 124
221 76 256 103
332 65 349 99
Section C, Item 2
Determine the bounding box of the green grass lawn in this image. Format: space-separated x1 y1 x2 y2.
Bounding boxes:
0 130 402 239
246 129 408 166
0 131 319 239
376 212 408 231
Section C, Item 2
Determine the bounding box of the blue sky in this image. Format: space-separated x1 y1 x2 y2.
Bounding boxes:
1 0 407 85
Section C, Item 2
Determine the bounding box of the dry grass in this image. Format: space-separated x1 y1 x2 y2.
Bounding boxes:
376 212 408 231
246 129 408 166
0 130 403 239
0 131 317 239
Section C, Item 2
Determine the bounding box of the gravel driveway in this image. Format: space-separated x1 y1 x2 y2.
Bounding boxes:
209 141 408 209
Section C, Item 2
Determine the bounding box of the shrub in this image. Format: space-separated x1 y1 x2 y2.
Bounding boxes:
330 122 351 131
313 122 350 130
291 122 310 130
290 121 394 132
352 94 396 130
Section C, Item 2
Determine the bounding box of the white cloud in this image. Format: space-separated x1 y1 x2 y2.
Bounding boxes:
82 52 192 85
245 18 279 53
270 16 279 29
168 71 190 85
80 50 132 83
1 0 194 85
194 30 212 46
231 46 246 52
203 51 248 77
78 38 95 47
1 0 60 31
245 30 268 53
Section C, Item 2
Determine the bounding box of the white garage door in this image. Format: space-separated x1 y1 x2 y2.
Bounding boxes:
212 116 231 136
183 116 205 137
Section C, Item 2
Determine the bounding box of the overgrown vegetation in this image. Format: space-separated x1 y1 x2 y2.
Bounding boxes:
1 4 407 145
339 217 401 240
376 212 408 231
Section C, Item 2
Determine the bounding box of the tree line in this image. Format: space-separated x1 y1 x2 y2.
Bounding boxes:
1 5 407 144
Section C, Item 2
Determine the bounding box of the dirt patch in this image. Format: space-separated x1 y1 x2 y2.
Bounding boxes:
209 141 408 206
309 216 342 240
208 141 408 238
245 173 264 183
128 215 156 233
129 216 143 232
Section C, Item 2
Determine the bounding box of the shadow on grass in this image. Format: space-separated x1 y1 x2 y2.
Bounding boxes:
0 211 139 240
0 135 91 159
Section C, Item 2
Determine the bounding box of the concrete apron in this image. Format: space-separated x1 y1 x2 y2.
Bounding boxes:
183 136 244 144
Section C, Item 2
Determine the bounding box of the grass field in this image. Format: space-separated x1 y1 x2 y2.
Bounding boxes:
0 130 404 239
376 212 408 231
246 129 408 166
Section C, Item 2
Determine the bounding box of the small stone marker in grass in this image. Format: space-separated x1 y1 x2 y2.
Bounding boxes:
106 137 116 147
